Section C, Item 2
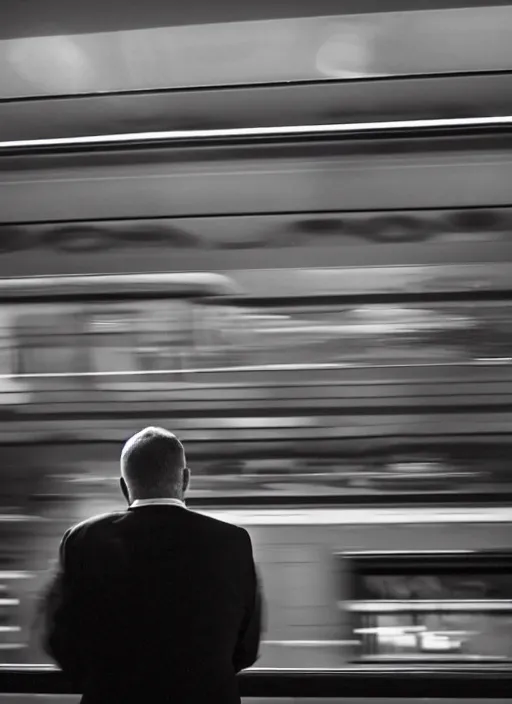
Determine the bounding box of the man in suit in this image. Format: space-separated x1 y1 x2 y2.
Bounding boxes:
41 426 263 703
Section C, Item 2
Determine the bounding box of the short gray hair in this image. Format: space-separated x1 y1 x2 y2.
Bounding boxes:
121 427 186 497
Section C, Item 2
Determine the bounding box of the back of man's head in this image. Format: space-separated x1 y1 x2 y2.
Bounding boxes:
120 427 189 502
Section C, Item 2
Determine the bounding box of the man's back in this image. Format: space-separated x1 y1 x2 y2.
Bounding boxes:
43 504 262 704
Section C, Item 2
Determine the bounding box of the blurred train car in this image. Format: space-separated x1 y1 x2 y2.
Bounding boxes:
1 114 512 667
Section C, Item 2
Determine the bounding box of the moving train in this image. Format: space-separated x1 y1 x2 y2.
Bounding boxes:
1 104 512 667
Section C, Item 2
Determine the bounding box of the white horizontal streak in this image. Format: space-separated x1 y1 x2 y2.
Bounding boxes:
0 572 33 580
1 358 512 381
201 506 512 525
0 515 43 523
1 116 511 151
346 599 512 612
263 640 357 647
0 271 227 290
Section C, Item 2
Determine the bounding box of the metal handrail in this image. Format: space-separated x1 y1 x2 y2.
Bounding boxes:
0 665 511 698
2 116 512 154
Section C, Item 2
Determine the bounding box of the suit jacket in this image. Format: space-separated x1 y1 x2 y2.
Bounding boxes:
40 504 263 704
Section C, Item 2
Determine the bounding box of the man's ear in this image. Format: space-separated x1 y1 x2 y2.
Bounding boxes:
120 477 130 504
182 467 191 495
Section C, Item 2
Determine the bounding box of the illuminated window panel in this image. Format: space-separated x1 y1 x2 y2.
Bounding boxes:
343 551 512 663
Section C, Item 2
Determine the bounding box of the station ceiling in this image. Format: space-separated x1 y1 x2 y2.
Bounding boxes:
1 0 510 39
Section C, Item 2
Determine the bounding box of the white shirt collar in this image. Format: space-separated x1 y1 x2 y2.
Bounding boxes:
130 498 186 509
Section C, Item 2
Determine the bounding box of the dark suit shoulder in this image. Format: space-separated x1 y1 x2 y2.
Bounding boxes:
66 510 126 542
186 509 248 540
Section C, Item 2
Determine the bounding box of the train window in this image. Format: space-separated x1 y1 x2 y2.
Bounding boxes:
342 551 512 663
9 300 196 386
6 278 512 379
208 300 512 369
15 307 88 376
87 301 194 377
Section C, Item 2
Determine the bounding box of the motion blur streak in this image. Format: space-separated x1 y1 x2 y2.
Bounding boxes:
2 115 512 151
203 508 512 526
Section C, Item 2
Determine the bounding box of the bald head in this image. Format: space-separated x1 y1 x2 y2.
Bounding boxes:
120 427 190 503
